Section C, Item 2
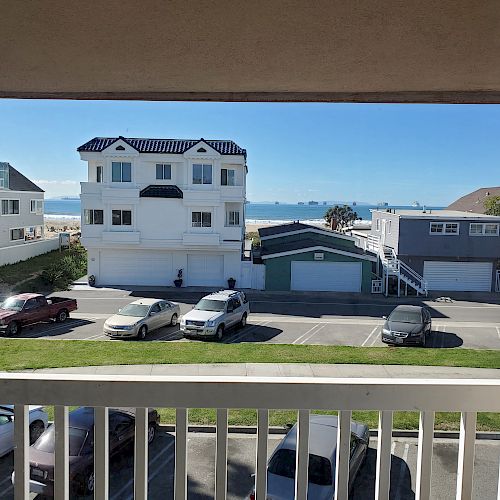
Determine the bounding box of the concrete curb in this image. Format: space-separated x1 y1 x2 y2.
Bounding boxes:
158 424 500 440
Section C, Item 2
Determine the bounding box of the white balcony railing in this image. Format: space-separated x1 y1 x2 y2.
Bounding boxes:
3 373 500 500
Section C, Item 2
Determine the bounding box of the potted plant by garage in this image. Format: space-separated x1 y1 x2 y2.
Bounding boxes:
227 277 236 289
174 269 183 288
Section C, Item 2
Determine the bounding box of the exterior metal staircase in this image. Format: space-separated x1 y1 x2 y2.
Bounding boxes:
366 235 428 296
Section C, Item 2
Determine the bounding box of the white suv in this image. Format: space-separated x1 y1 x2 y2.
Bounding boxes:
180 290 250 341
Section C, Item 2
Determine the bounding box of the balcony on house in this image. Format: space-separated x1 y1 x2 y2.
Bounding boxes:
5 372 499 500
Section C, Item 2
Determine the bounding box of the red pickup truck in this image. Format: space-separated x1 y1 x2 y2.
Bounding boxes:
0 293 78 336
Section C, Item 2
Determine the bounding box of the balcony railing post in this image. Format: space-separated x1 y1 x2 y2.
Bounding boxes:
295 409 310 500
416 411 434 500
335 410 352 500
255 409 269 500
215 408 228 500
14 404 29 500
54 405 69 500
175 408 188 500
456 411 477 500
375 410 393 500
95 406 109 500
134 407 149 500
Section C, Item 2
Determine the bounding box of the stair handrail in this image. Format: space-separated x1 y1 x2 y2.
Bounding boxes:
382 245 428 294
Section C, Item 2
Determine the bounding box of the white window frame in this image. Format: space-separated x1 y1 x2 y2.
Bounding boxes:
192 211 212 228
111 162 132 183
84 209 104 225
221 168 236 186
192 164 213 185
156 163 172 180
1 199 20 216
10 227 25 241
227 210 240 226
30 199 44 215
429 221 460 235
469 222 500 236
387 220 392 234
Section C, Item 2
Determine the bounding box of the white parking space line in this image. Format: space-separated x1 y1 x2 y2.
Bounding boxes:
21 319 88 338
496 327 500 340
155 328 182 341
110 439 175 500
297 324 326 344
291 324 322 345
226 321 270 344
361 326 379 347
394 443 410 500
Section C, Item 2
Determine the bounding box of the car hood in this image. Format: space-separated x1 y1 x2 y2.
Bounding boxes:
385 320 423 334
183 310 224 323
267 473 332 500
0 310 18 322
105 314 143 327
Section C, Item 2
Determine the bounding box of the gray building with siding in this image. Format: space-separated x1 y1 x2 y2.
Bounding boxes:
370 209 500 292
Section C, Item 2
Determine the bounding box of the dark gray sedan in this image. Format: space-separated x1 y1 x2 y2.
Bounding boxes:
381 305 432 347
248 415 369 499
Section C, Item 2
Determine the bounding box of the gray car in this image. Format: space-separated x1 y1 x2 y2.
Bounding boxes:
249 415 369 499
381 304 432 347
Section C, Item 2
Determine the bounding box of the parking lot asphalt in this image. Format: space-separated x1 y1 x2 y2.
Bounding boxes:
5 288 500 349
0 430 498 499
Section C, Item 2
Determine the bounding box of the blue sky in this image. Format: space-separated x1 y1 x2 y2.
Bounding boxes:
0 100 498 204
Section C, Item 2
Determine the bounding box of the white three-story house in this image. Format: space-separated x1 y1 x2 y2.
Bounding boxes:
78 136 247 287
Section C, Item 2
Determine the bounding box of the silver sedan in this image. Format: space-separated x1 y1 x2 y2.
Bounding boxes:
103 298 180 339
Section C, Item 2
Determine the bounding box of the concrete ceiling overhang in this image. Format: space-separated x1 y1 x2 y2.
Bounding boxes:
1 0 500 103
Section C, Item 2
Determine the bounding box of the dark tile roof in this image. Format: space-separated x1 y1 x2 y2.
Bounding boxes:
261 237 370 257
446 186 500 213
139 185 183 198
0 163 44 192
77 136 247 157
258 222 318 238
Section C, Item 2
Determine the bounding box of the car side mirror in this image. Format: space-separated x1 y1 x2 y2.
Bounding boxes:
382 316 387 320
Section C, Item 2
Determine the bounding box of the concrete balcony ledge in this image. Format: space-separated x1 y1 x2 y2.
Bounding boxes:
102 231 141 244
182 232 220 245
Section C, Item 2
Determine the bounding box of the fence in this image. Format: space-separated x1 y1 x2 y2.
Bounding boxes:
0 237 59 266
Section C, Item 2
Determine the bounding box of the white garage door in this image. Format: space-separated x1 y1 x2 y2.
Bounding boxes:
100 251 173 286
187 254 224 286
423 261 492 291
291 261 362 292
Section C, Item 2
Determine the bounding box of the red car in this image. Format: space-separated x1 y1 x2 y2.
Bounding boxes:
0 293 78 336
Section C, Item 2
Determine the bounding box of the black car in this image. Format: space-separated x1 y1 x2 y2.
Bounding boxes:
381 305 432 347
23 406 159 497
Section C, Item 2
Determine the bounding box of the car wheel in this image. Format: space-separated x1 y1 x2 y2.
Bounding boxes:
137 325 148 340
170 313 178 326
83 469 94 495
148 423 156 444
239 313 247 328
215 325 224 341
6 322 20 336
29 420 45 444
56 309 68 323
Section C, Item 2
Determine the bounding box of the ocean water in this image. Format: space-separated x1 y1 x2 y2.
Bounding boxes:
44 199 443 223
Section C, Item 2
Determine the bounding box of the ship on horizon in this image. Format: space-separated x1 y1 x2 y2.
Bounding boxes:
308 201 319 206
411 201 421 207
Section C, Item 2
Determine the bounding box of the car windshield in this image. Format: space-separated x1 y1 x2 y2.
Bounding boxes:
0 297 25 311
195 299 225 312
118 304 150 317
268 449 332 486
389 310 422 323
33 426 88 456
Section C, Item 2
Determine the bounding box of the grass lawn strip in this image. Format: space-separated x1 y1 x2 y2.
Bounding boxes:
4 339 500 432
